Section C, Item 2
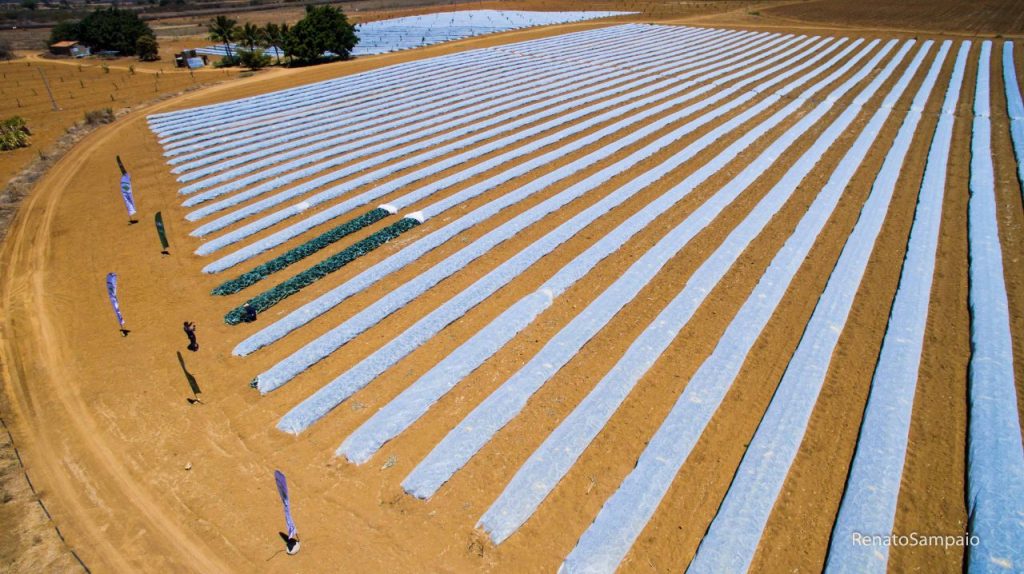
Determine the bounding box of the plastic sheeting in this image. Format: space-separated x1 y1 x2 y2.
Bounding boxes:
188 29 749 244
165 51 508 151
172 55 567 172
688 40 943 574
173 28 673 173
824 42 966 574
350 10 633 55
963 41 1024 573
209 31 767 293
174 29 647 194
404 39 905 504
155 27 650 145
556 40 911 574
181 29 725 209
151 26 631 131
340 36 855 467
1004 42 1024 201
234 33 832 359
248 36 845 402
198 32 784 266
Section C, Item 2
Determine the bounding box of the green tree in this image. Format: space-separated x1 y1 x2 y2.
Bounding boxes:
283 5 357 65
237 22 262 51
76 8 155 55
208 15 237 58
261 22 284 64
279 23 291 63
49 19 80 44
20 0 38 11
135 34 159 61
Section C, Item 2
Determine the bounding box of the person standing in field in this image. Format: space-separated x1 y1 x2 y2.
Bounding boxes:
184 321 199 352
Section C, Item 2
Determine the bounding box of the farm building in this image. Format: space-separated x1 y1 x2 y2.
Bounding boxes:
48 40 90 58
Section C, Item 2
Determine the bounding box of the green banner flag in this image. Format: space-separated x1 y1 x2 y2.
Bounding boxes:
155 211 169 253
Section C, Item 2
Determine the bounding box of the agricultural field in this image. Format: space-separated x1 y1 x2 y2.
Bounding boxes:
143 23 1024 572
195 10 636 57
0 57 237 189
1 4 1023 574
760 0 1024 36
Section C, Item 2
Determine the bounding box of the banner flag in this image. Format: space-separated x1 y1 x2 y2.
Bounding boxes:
274 470 297 539
106 272 125 328
120 174 136 217
155 212 169 251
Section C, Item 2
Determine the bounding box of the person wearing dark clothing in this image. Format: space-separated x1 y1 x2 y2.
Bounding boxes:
242 303 258 323
184 321 199 352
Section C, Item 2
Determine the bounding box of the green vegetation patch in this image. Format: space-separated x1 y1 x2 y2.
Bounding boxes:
224 216 420 325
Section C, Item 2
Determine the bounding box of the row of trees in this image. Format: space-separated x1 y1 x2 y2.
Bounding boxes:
208 5 357 68
50 8 160 60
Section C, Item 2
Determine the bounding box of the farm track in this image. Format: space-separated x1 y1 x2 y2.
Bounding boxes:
1 15 1022 574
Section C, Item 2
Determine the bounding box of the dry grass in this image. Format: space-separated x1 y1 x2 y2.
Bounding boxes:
0 57 238 187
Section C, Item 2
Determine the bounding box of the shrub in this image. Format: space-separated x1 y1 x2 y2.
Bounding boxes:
212 54 238 68
83 107 114 124
135 34 159 61
0 116 31 151
237 48 270 70
283 4 357 65
0 39 13 60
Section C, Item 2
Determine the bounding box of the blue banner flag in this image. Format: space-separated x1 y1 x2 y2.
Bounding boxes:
120 173 136 217
106 273 125 328
274 470 297 539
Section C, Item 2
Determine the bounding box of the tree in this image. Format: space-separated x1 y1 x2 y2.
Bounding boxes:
49 19 80 44
76 8 155 55
20 0 38 11
208 15 237 58
261 22 283 64
135 34 159 61
283 5 357 65
279 23 291 63
237 22 262 52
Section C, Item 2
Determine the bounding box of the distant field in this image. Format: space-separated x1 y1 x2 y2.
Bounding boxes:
763 0 1024 36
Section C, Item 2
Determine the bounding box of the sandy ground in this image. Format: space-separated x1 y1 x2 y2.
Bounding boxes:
1 2 1023 573
0 55 238 189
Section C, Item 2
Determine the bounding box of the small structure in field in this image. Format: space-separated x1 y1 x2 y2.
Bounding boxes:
174 49 208 69
49 40 91 58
